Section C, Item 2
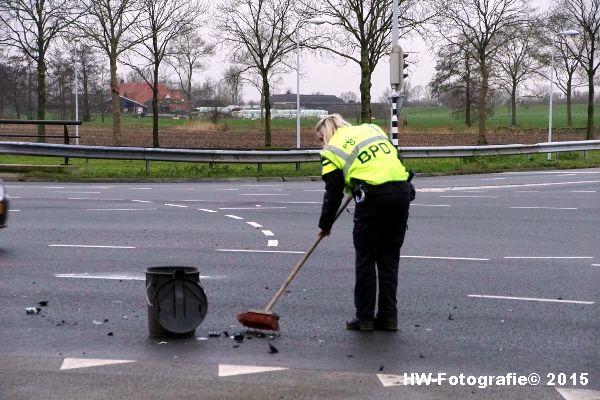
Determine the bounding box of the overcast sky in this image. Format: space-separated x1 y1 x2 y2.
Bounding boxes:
204 0 553 103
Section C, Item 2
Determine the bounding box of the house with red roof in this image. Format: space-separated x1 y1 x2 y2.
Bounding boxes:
118 82 189 115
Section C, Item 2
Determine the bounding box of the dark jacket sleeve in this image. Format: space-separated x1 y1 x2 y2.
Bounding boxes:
318 168 345 231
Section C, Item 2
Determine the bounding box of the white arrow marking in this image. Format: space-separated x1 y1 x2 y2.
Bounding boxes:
377 374 405 387
60 358 135 370
218 364 287 377
556 388 600 400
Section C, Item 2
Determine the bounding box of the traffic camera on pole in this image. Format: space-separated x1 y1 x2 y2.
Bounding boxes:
390 46 409 90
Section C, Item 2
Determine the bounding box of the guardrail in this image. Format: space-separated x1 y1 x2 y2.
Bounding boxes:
0 140 598 171
0 119 82 165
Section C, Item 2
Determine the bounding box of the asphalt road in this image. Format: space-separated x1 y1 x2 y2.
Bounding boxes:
1 169 599 399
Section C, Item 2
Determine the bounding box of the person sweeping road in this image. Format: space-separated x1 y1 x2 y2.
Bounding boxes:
315 114 412 332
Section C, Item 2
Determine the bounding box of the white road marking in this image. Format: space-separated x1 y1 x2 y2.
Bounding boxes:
402 255 490 261
225 214 243 220
303 189 325 192
261 230 275 236
219 206 287 210
242 184 283 187
239 193 289 196
55 191 101 194
592 264 600 267
504 256 593 259
43 186 65 189
377 374 439 387
247 222 263 228
49 244 136 249
86 208 157 211
218 364 287 377
54 273 223 280
198 208 217 213
164 203 188 208
467 294 594 305
411 204 451 207
268 240 278 247
216 188 238 191
8 209 20 212
284 201 321 204
131 200 152 203
128 187 152 190
556 388 600 400
441 195 497 198
68 198 123 201
510 206 578 210
481 177 506 181
515 190 539 193
218 249 305 254
571 190 596 193
557 173 577 177
60 358 135 370
420 180 600 192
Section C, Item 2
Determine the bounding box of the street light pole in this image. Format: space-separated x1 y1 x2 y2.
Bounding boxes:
295 17 325 149
547 29 579 160
74 42 80 145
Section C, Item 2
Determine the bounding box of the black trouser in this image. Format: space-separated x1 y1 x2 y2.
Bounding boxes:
352 181 411 321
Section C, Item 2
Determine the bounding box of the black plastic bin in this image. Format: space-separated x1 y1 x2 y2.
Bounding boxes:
145 266 208 338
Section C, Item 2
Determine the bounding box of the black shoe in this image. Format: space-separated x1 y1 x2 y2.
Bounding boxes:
374 318 398 331
346 318 374 331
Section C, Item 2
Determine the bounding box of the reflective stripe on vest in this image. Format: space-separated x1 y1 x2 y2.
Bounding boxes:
324 133 387 177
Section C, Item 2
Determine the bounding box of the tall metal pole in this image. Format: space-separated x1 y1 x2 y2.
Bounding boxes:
296 27 301 149
390 0 400 147
547 35 555 161
74 45 80 145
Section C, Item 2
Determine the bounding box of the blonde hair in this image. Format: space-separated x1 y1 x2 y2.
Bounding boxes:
314 114 351 148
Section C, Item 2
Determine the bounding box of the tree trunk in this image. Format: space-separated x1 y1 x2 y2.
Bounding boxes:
586 70 594 140
477 58 488 145
152 66 160 147
510 85 517 127
465 65 471 127
82 60 91 122
359 51 372 123
262 71 272 147
109 54 121 146
187 71 193 121
566 79 573 128
36 57 46 142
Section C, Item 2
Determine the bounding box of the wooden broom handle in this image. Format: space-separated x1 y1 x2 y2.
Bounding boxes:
265 195 353 312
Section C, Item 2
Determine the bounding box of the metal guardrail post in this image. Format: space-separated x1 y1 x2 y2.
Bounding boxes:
63 124 70 165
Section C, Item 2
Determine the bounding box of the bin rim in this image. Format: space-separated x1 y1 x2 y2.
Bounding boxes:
146 266 198 275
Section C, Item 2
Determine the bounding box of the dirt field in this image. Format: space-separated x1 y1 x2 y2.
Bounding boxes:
0 123 591 149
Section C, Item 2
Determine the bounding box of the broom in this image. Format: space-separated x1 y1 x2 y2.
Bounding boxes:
236 195 353 331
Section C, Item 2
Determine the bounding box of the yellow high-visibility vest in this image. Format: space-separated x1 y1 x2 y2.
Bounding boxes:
320 124 409 187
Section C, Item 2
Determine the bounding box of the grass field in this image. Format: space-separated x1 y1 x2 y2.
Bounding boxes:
81 103 600 132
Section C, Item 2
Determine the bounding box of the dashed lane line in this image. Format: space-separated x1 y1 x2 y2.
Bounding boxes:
268 240 279 247
86 208 157 211
504 256 593 259
261 230 275 236
218 249 305 254
440 195 497 198
54 273 223 280
402 255 490 261
225 214 244 220
411 204 451 207
467 294 595 305
164 203 188 208
247 222 263 228
510 206 578 210
131 200 153 203
198 208 218 213
49 244 136 249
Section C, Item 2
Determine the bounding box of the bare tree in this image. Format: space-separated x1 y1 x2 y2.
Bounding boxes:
435 0 531 144
0 0 84 141
430 39 479 127
302 0 434 123
78 0 145 145
168 30 215 120
340 91 358 103
563 0 600 139
125 0 206 147
220 65 244 105
494 23 543 126
215 0 298 147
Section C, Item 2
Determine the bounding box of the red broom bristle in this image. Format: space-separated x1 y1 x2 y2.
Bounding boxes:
236 311 280 331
